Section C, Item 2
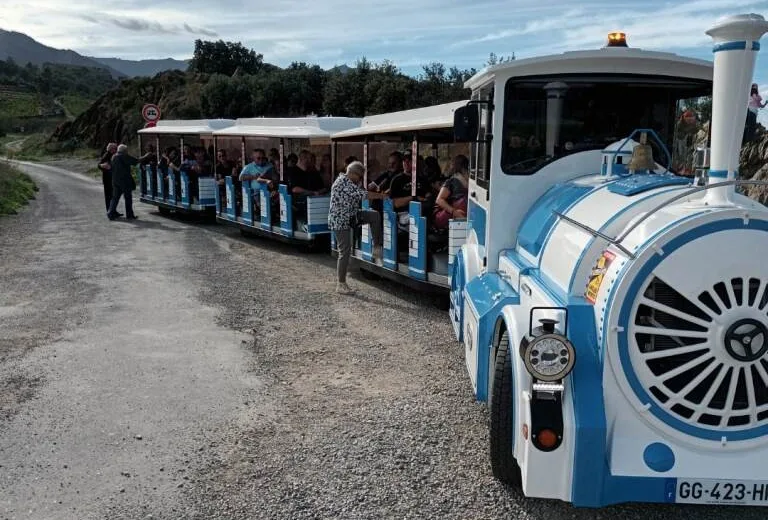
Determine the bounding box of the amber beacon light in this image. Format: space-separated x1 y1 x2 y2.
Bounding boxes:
606 31 628 47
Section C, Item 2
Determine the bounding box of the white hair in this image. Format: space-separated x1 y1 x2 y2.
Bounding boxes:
346 160 365 177
117 144 128 153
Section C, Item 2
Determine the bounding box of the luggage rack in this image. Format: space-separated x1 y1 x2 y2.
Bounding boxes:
553 179 768 259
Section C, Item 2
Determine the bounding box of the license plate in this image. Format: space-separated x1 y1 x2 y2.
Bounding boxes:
676 479 768 505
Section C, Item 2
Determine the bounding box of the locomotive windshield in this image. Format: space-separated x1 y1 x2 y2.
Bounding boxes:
500 74 711 176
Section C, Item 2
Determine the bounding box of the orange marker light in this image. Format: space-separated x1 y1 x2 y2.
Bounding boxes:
536 429 559 449
606 32 628 47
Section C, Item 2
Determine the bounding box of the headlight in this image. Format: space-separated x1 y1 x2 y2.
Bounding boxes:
521 333 576 382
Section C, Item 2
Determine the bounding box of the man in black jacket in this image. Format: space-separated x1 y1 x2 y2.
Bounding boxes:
98 142 118 215
107 144 153 220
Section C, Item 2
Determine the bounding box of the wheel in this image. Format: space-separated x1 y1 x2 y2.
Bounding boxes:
489 330 523 487
158 207 171 216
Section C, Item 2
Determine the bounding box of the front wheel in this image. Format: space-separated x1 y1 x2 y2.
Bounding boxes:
489 330 523 487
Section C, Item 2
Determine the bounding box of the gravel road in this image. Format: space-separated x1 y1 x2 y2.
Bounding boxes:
1 159 764 519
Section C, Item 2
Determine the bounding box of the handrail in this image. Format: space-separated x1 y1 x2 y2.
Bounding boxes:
551 211 637 258
552 179 768 259
613 179 768 243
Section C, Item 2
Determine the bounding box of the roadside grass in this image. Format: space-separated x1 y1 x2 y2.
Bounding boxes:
0 160 38 216
7 133 100 163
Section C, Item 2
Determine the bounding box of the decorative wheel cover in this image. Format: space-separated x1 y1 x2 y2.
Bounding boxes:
616 224 768 441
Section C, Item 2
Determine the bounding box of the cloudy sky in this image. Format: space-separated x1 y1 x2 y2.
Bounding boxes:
4 0 768 117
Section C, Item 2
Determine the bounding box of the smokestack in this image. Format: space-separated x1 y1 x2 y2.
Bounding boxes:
543 82 569 158
704 13 768 206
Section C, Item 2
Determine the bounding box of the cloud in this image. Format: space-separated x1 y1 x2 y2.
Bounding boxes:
184 23 218 37
4 0 768 92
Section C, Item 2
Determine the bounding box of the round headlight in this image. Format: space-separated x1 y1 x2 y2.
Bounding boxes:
522 333 576 382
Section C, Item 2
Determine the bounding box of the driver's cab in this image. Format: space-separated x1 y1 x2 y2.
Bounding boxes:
453 35 713 274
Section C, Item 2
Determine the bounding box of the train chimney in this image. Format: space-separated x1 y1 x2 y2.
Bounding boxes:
704 13 768 206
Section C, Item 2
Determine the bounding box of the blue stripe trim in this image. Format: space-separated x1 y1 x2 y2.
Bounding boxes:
713 40 760 52
566 185 691 295
614 218 768 441
708 169 728 178
306 223 329 233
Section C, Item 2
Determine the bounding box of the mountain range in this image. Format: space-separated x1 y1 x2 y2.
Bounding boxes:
0 28 189 78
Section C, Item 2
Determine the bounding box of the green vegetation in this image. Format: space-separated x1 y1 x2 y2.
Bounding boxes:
0 161 37 216
0 92 40 117
0 58 117 99
58 95 94 117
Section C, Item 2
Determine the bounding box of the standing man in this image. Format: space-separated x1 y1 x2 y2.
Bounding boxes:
107 144 151 221
328 161 387 294
98 142 118 216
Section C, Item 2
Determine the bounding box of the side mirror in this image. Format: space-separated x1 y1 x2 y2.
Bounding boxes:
454 104 479 142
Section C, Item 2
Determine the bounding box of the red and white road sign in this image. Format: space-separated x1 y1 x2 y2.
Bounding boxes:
142 104 161 122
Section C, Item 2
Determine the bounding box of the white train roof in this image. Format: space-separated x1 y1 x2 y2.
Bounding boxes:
212 116 362 138
137 119 236 135
330 100 468 139
465 47 713 89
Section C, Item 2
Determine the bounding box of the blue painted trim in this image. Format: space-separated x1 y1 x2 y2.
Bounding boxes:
256 183 272 230
468 199 486 248
307 223 329 233
643 443 675 473
518 183 593 257
568 300 607 506
614 218 768 441
464 273 520 402
713 40 760 52
241 184 253 224
180 172 190 208
278 184 293 237
709 169 728 178
450 249 466 341
408 201 427 280
607 174 691 196
224 177 236 219
360 199 373 261
383 199 398 270
565 185 692 295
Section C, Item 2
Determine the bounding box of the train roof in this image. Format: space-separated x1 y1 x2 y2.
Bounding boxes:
137 119 236 135
212 116 362 138
465 47 713 90
330 100 468 140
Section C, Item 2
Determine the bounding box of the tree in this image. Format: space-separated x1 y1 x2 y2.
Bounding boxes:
188 40 264 76
486 52 515 67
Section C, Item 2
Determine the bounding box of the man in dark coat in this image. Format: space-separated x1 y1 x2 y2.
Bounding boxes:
107 144 152 220
98 142 118 216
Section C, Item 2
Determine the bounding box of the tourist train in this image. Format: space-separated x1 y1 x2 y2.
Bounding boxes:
137 12 768 508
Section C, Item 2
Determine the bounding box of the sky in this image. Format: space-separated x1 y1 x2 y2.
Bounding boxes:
4 0 768 120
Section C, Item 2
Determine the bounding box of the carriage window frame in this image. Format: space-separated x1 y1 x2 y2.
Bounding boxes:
499 73 712 176
469 84 494 190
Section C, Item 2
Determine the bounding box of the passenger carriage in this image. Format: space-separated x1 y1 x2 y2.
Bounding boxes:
451 13 768 508
330 101 471 293
211 116 361 247
138 119 235 216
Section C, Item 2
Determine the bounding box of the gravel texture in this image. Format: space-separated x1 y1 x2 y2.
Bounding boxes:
1 160 766 519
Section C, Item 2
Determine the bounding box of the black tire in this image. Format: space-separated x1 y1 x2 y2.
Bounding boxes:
158 207 171 216
359 267 381 281
489 330 523 487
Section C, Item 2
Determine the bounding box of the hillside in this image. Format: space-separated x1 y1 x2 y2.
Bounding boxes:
91 57 189 78
49 59 474 150
0 28 188 78
0 29 124 78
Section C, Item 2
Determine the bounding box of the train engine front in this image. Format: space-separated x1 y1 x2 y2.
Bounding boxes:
454 13 768 508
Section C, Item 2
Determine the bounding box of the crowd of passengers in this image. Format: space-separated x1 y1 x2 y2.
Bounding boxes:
150 144 469 232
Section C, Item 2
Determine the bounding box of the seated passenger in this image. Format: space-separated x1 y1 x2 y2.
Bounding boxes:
368 151 403 192
239 149 275 190
286 150 325 196
215 149 234 184
433 154 469 229
319 153 333 189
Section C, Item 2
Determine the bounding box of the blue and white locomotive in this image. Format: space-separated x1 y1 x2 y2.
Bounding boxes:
451 13 768 507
